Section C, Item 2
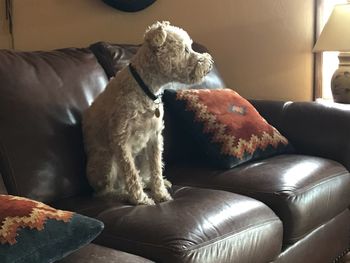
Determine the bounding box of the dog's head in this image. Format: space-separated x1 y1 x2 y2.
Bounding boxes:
143 21 213 84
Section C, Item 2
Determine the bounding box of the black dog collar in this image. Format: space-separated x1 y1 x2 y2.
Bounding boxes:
128 64 161 117
128 64 159 101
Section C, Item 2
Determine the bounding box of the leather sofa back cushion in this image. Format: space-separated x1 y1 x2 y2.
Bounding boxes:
0 49 108 203
251 100 350 172
163 89 292 168
0 173 7 194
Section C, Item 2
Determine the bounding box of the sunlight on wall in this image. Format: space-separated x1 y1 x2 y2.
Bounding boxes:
321 0 347 99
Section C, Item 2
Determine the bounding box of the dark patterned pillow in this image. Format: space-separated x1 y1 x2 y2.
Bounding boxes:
163 89 292 168
0 194 104 263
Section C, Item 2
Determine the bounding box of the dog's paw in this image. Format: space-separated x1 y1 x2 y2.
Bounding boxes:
133 194 156 206
163 179 172 189
140 197 156 206
153 191 173 203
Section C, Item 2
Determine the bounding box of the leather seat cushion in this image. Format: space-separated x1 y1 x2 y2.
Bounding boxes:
53 186 282 263
165 154 350 245
273 209 350 263
58 244 155 263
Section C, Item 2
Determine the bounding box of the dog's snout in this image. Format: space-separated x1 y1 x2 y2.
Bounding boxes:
199 54 213 73
207 63 213 74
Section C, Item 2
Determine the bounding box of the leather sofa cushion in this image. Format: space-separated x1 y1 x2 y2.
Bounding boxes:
0 49 108 203
274 209 350 263
53 186 282 263
58 244 155 263
165 155 350 245
90 42 139 79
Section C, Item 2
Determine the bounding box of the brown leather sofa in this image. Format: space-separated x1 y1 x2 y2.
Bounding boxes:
0 42 349 263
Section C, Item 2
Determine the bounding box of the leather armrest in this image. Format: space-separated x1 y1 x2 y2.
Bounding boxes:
251 100 350 171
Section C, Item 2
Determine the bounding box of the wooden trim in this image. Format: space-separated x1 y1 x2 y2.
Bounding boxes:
5 0 14 49
313 0 324 100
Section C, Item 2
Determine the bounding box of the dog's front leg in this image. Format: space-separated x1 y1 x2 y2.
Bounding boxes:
148 134 173 203
115 144 155 205
110 110 155 206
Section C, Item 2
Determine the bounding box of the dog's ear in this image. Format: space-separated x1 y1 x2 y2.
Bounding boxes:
144 21 169 48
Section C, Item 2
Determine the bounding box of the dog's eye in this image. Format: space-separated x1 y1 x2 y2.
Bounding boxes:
185 47 190 53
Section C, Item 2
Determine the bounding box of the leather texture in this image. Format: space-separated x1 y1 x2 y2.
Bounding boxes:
90 42 139 79
251 100 350 172
0 48 108 203
165 154 350 245
53 186 282 263
0 173 7 194
58 243 154 263
274 209 350 263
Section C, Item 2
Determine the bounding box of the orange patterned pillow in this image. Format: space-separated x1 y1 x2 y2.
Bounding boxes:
163 89 292 168
0 195 104 262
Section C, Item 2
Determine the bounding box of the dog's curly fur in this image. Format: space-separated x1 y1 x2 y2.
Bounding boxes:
82 21 213 205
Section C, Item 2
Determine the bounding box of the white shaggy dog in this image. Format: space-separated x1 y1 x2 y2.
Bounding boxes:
82 21 213 205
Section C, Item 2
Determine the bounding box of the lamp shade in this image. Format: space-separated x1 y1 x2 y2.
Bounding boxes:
313 3 350 52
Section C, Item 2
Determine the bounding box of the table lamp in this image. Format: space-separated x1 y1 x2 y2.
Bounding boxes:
313 3 350 103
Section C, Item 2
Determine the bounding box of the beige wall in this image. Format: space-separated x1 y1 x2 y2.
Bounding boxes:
6 0 314 101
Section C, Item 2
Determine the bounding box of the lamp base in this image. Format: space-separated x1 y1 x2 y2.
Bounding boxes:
331 52 350 104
